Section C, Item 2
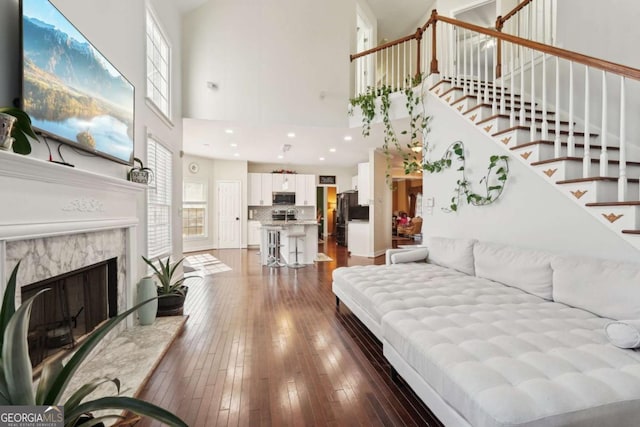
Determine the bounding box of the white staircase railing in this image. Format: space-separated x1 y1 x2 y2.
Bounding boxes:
350 10 640 204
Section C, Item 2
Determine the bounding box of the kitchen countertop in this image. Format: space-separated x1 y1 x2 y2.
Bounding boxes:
260 220 319 226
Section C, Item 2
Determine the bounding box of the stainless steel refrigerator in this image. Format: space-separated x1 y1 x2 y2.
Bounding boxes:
336 191 358 246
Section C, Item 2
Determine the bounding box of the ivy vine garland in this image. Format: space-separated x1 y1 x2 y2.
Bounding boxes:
349 76 510 211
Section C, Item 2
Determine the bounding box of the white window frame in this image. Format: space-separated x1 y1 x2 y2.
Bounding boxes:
147 135 173 259
182 179 208 240
145 7 172 123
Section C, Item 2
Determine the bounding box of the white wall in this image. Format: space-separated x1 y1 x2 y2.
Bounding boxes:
182 0 356 128
183 154 248 252
369 149 392 256
422 91 640 262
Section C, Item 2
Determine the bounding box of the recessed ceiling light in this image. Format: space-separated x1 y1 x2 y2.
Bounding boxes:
319 157 325 161
230 143 238 147
225 129 233 134
287 132 295 138
203 143 210 147
277 155 284 159
344 136 352 141
233 153 239 157
329 148 336 153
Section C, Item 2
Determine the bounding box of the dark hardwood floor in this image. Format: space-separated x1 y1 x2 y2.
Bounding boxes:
137 239 443 427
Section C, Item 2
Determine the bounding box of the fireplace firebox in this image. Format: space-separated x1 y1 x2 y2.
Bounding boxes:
21 258 118 367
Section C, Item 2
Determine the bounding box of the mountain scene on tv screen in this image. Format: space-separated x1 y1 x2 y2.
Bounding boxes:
22 13 134 162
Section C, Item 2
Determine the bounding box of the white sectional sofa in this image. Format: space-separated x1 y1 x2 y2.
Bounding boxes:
332 237 640 427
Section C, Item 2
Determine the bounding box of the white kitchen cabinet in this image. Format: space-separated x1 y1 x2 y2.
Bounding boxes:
357 162 370 206
348 220 370 257
248 173 273 206
295 174 316 207
272 173 296 192
248 220 262 246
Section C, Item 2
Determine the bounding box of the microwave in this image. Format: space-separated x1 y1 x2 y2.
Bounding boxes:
273 192 296 205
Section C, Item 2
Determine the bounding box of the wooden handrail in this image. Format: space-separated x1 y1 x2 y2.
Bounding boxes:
495 0 534 78
350 7 640 89
350 29 423 62
497 0 533 29
435 14 640 81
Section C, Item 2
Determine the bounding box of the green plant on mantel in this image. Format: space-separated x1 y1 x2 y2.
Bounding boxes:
0 261 188 427
413 140 510 212
0 106 38 155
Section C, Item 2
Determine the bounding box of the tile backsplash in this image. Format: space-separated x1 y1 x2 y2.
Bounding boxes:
249 206 316 221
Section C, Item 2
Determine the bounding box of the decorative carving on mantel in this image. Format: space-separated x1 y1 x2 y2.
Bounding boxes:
62 199 105 213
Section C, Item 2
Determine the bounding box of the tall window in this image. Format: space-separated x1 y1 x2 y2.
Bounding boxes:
183 181 207 239
146 9 170 118
147 137 172 258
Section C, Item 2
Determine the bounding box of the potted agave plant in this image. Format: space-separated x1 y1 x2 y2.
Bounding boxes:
142 255 188 316
0 106 39 155
0 262 187 426
128 157 154 185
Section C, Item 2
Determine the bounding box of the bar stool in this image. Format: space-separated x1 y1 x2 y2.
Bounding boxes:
287 231 306 269
265 226 285 268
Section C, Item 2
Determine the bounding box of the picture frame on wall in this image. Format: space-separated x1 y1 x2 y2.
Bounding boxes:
319 175 336 185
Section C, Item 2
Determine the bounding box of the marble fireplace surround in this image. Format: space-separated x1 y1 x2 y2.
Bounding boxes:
0 150 146 325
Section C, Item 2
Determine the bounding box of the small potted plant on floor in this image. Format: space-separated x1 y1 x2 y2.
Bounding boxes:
0 262 188 426
142 255 189 316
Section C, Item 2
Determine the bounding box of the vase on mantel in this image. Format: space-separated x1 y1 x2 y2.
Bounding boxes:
136 277 158 325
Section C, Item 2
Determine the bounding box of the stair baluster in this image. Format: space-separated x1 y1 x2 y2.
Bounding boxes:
554 57 561 157
583 67 591 178
477 39 481 104
510 42 515 127
484 40 490 104
618 76 627 201
541 53 549 140
463 29 468 95
600 71 609 177
519 46 526 125
567 61 576 156
530 49 536 140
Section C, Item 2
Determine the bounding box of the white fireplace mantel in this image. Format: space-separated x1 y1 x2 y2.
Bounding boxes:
0 150 146 318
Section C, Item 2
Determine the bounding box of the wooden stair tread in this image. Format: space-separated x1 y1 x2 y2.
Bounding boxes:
477 114 571 126
586 201 640 206
464 103 556 116
442 87 522 99
511 140 618 151
622 230 640 234
556 177 639 184
531 157 640 166
451 95 536 107
493 126 595 138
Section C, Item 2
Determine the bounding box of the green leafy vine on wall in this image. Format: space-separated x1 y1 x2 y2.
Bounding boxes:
349 74 510 211
426 141 510 212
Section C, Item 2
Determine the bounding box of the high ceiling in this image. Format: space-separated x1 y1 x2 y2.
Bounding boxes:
180 0 438 167
367 0 436 42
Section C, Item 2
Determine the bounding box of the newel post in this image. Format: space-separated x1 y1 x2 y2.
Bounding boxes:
495 16 503 79
415 27 424 80
430 9 439 74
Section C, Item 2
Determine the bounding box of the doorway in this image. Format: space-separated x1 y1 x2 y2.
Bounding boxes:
316 186 337 240
217 180 241 248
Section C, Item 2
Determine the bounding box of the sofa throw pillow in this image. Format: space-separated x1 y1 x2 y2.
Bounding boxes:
604 320 640 349
552 256 640 320
474 241 553 300
424 237 476 276
390 248 429 264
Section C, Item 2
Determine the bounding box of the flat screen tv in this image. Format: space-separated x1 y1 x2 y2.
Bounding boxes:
20 0 134 165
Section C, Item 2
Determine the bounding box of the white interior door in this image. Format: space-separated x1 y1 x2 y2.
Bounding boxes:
217 181 241 248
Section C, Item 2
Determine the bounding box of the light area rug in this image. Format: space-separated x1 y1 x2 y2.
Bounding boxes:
315 252 333 262
61 315 187 423
184 253 232 276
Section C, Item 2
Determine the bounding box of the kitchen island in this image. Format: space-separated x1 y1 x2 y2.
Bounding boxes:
259 220 319 266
